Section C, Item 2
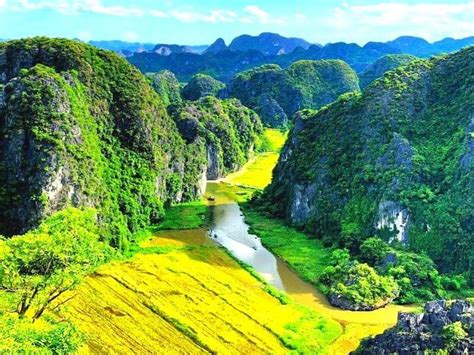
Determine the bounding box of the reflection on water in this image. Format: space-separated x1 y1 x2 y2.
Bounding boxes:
205 182 416 326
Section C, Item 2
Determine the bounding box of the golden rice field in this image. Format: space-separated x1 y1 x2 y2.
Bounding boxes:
224 129 287 189
57 230 342 354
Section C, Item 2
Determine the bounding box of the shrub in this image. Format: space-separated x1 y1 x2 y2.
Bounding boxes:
360 237 389 265
442 322 467 351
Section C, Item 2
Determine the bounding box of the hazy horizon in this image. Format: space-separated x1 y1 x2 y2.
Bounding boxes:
1 0 473 46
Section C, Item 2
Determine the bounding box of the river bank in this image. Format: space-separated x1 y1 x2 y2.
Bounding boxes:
54 128 414 354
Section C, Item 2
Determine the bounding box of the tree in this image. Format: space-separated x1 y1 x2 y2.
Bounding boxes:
360 237 389 265
0 208 111 320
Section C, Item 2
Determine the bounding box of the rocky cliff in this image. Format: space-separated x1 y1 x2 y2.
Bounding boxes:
227 60 359 127
148 70 183 107
263 47 474 280
0 38 262 248
168 96 263 180
357 300 473 354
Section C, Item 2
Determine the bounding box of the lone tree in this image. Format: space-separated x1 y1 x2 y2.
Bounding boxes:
0 208 111 320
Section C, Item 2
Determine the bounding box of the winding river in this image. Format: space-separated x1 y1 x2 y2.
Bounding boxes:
204 181 416 353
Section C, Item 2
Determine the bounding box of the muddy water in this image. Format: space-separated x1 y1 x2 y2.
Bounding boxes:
205 182 416 328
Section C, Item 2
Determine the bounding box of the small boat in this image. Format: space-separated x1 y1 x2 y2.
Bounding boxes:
252 246 258 250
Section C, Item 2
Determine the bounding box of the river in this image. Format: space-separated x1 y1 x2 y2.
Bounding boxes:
204 181 416 353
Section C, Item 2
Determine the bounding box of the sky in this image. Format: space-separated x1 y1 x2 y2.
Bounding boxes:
0 0 473 45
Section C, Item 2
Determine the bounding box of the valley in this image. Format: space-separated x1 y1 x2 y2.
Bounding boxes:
0 33 472 354
52 130 415 354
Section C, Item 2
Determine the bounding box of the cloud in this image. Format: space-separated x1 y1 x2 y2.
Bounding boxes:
8 0 145 16
4 0 285 25
167 9 238 23
329 2 474 42
123 31 139 42
243 5 283 24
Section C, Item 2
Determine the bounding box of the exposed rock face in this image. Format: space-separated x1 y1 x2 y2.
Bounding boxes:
206 144 221 180
357 300 474 354
0 38 220 245
256 94 288 127
263 47 474 277
376 201 409 243
168 96 263 181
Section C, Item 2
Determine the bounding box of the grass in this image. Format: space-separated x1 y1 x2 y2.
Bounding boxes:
156 201 210 231
261 128 288 153
243 205 332 286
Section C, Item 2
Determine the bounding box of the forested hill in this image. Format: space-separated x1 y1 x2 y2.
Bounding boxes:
359 54 418 88
226 60 359 127
261 47 474 285
0 37 263 247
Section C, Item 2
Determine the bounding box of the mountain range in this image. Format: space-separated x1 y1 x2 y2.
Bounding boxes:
122 33 474 81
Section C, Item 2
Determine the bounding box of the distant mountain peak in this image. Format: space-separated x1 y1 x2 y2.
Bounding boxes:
229 32 311 56
204 38 227 54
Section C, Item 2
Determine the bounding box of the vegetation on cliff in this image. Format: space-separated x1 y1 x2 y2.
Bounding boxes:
227 60 359 127
181 73 225 101
0 38 202 248
148 70 183 107
0 38 263 248
259 47 474 304
167 96 263 179
359 54 418 88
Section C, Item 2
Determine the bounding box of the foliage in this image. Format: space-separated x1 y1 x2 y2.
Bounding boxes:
169 96 263 178
385 251 447 304
0 38 263 248
147 70 183 107
181 73 225 101
0 208 112 319
319 250 399 309
442 321 468 351
262 47 474 286
360 237 389 265
359 54 418 88
227 60 359 127
0 313 83 354
0 38 199 247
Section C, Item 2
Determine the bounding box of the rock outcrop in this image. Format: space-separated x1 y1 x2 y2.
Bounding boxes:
0 38 205 245
262 47 474 278
0 38 263 248
357 300 474 354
